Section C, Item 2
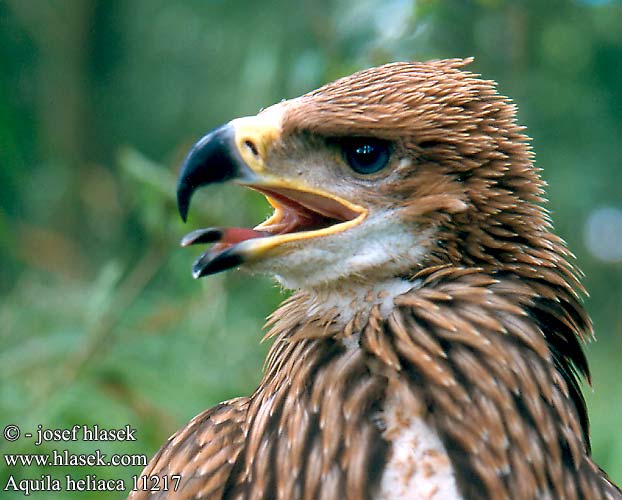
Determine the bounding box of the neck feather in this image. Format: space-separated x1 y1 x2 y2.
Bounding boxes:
260 264 602 498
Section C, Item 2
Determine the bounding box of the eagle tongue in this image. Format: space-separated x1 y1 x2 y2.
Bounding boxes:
181 227 267 248
221 227 268 244
181 228 224 247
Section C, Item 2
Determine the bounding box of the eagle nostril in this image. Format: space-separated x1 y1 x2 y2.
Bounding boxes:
244 139 260 159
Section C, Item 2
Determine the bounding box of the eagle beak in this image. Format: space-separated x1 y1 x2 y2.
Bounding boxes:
177 115 366 278
177 123 255 222
177 114 284 221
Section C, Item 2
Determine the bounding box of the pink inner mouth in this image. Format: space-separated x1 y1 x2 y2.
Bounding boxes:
181 186 361 252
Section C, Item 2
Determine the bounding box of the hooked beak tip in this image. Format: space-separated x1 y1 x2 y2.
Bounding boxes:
175 123 242 222
177 188 191 222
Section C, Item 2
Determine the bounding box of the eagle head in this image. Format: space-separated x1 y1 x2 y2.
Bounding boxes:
178 58 573 295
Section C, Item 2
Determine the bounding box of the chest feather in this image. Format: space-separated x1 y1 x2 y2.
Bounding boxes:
377 380 462 500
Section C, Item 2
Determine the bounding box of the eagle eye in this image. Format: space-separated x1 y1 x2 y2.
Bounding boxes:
341 138 391 175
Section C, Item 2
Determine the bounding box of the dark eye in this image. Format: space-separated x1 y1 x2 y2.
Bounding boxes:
342 138 391 175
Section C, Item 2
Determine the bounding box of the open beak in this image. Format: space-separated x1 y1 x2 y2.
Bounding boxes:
177 116 367 278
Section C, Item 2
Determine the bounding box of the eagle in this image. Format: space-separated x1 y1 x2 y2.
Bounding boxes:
129 59 621 500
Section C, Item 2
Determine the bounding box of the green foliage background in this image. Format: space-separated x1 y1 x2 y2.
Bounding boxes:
1 0 620 497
